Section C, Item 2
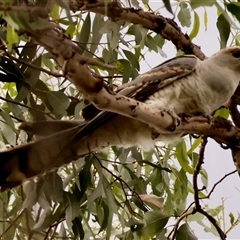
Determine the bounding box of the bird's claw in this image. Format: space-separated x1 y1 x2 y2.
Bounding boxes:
163 109 181 131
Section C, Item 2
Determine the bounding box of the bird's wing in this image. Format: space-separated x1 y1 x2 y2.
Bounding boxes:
74 55 198 139
0 55 198 191
117 55 198 100
82 55 198 120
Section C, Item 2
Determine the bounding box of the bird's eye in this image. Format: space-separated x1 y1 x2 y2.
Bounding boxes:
232 49 240 58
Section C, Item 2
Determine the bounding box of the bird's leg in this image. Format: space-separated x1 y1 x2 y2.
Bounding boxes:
162 108 181 131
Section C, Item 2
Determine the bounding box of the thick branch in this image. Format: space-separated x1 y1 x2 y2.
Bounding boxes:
30 28 178 132
69 0 206 59
175 116 240 148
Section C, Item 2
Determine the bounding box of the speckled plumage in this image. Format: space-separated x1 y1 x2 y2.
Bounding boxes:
1 47 240 190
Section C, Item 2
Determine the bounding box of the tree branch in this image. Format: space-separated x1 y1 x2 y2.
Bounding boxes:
201 170 237 200
192 137 226 240
69 0 206 59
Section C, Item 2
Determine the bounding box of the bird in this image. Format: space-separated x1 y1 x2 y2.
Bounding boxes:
1 46 240 191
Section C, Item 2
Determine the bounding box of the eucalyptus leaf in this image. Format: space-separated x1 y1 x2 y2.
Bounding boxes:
63 192 79 230
176 223 198 240
226 2 240 23
77 13 91 54
162 0 173 14
177 2 191 27
139 211 169 237
190 0 215 9
189 11 200 39
216 13 230 49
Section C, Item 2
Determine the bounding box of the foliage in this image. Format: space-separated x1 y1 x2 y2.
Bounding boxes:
0 0 240 239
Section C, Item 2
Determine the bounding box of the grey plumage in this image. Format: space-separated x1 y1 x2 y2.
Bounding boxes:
1 47 240 190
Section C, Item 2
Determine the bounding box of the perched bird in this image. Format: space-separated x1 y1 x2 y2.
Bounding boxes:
1 46 240 191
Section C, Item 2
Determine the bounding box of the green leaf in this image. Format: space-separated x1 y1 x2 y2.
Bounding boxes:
229 212 235 225
216 13 230 49
72 217 85 239
0 56 24 83
139 211 169 237
145 34 158 53
19 42 38 72
153 34 165 49
117 59 131 83
226 2 240 23
187 137 201 155
176 223 198 240
63 192 79 230
162 0 173 14
97 198 110 233
189 11 200 40
190 0 215 9
90 14 104 55
46 90 70 116
127 25 144 47
175 140 194 174
200 168 208 188
41 172 63 203
16 55 42 102
102 176 118 214
207 205 223 217
131 0 140 8
123 50 140 71
6 93 25 121
204 8 208 30
177 2 191 27
108 30 120 50
66 22 76 39
214 107 229 119
77 159 93 201
6 25 18 48
50 3 60 20
0 111 16 132
173 169 188 214
77 13 91 54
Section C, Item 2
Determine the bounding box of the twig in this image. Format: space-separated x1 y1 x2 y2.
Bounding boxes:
93 153 145 216
0 96 55 119
200 170 237 199
192 137 226 240
169 210 194 240
9 55 64 78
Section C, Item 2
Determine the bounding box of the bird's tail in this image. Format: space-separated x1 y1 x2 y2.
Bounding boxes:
0 120 88 192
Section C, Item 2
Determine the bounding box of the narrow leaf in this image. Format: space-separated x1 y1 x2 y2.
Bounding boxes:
162 0 173 14
90 14 104 55
189 11 200 40
77 13 91 54
191 0 215 9
177 2 191 27
226 3 240 23
123 50 140 71
140 211 169 237
176 223 198 240
204 8 208 31
216 13 230 49
64 192 79 230
175 140 194 174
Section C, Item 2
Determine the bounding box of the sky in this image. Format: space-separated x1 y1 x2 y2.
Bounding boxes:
139 2 240 239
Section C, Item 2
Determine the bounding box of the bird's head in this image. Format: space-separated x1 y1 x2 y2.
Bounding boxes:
209 46 240 72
